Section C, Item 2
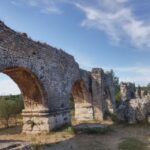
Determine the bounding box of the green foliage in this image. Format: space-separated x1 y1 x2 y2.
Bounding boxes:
66 126 75 134
53 124 73 132
69 94 75 110
140 83 150 93
147 83 150 91
69 94 75 118
0 95 24 128
115 90 122 106
118 138 148 150
74 126 112 135
111 70 121 106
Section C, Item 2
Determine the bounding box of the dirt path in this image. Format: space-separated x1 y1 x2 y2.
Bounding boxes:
38 125 150 150
0 124 150 150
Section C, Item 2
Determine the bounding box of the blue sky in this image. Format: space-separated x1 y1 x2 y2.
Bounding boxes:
0 0 150 94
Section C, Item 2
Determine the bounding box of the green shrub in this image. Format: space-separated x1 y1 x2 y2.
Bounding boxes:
74 126 113 134
0 95 24 128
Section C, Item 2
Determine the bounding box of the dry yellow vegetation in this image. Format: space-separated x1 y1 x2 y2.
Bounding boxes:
1 123 150 150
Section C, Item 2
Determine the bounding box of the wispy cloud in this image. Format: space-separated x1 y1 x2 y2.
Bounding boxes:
119 76 150 86
75 55 150 86
104 65 150 86
75 0 150 49
11 0 150 49
114 66 150 75
11 0 67 14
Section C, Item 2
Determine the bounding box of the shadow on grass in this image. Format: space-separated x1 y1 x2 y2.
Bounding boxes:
118 137 149 150
0 125 22 135
73 123 113 134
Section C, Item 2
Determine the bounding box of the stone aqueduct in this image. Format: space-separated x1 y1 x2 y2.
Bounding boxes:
0 21 115 133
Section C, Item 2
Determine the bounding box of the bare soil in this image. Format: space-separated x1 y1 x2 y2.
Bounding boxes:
1 122 150 150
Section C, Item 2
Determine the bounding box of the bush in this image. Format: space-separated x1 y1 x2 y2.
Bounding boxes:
74 125 112 134
0 95 24 128
115 90 122 107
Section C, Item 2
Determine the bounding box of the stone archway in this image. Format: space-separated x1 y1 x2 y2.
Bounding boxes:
0 21 116 134
0 21 81 133
2 67 49 133
3 67 46 109
71 80 94 122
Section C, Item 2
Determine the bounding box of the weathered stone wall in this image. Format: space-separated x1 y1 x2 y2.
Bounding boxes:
120 82 136 101
0 21 115 133
117 96 150 124
0 21 81 133
72 68 115 121
103 71 116 114
117 82 150 124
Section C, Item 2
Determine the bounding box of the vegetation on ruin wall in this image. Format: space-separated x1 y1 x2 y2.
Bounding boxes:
112 68 150 107
139 83 150 93
0 95 24 128
111 70 122 106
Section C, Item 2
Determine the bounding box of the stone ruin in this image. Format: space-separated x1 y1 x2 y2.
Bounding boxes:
2 20 150 132
0 21 115 133
117 82 150 123
73 68 116 122
120 82 136 101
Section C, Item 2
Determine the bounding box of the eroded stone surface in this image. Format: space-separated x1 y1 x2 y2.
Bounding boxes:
120 82 136 101
117 82 150 123
117 96 150 123
0 21 115 133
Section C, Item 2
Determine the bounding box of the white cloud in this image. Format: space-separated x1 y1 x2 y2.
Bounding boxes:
114 66 150 75
118 76 150 86
40 5 62 15
11 0 150 48
75 57 150 86
116 0 128 3
76 0 150 49
12 0 66 14
105 66 150 86
25 0 38 6
11 0 21 6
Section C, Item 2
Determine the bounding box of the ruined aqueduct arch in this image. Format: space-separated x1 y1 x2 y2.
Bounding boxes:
71 80 94 121
0 21 115 133
3 67 47 107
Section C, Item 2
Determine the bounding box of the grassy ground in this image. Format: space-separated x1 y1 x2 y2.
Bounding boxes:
1 122 150 150
118 137 149 150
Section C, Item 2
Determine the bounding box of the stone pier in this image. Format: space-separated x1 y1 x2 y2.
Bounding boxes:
0 21 115 133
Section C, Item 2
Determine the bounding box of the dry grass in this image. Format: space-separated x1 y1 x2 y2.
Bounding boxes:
1 123 150 150
118 137 149 150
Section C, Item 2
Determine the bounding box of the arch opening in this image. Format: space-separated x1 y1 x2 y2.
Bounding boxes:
70 80 94 122
0 67 51 133
2 67 47 110
0 73 23 130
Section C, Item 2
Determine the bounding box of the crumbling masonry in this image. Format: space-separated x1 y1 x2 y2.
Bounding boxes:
117 82 150 123
0 21 115 133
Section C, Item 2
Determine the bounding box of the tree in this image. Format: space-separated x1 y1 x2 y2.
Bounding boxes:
147 83 150 92
0 98 14 128
110 70 121 106
0 95 24 128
